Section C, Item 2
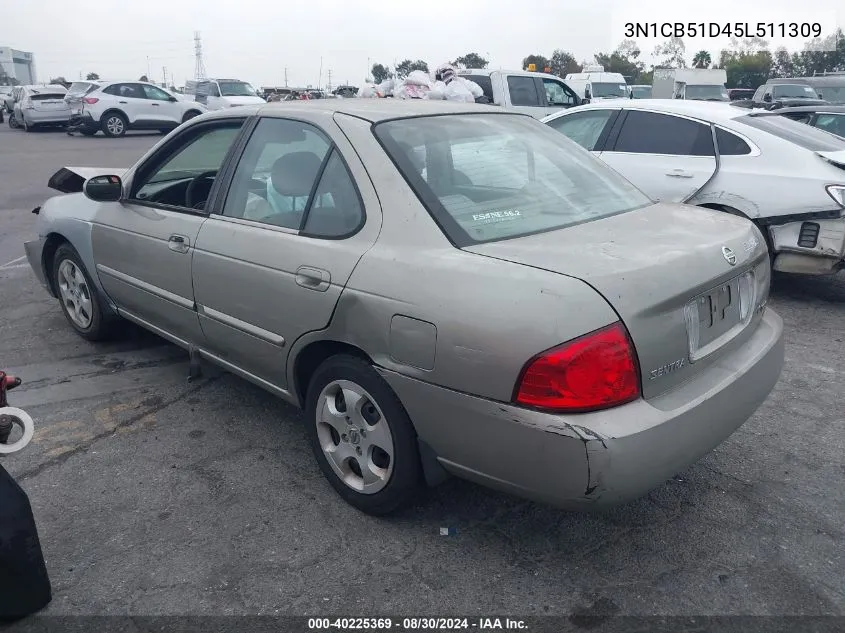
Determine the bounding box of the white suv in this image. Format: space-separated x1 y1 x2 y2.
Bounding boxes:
66 80 207 137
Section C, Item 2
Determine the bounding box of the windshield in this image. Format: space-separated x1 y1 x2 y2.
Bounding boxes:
685 84 729 101
591 82 628 98
738 113 845 151
374 114 651 246
631 86 651 98
772 84 819 99
218 81 257 97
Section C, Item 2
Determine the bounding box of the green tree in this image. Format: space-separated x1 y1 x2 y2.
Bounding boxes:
692 50 711 68
594 40 646 82
394 59 429 78
49 76 69 87
797 28 845 76
139 75 149 82
719 47 772 88
522 54 550 72
371 63 392 83
549 49 580 76
453 53 488 69
654 37 687 68
770 47 795 78
86 72 100 80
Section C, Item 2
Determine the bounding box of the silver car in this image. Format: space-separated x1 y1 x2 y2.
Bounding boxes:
15 84 71 131
24 101 784 515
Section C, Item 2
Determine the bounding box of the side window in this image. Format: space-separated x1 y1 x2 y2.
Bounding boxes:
142 85 171 101
209 83 221 97
301 151 364 238
715 128 752 155
543 79 574 107
222 118 331 231
507 76 541 107
103 84 124 96
132 123 244 209
815 114 845 137
612 111 714 156
546 109 617 150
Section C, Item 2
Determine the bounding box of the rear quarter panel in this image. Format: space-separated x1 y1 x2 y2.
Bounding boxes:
297 113 621 403
691 124 844 219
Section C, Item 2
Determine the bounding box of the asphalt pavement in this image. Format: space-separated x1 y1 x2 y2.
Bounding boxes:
0 122 843 617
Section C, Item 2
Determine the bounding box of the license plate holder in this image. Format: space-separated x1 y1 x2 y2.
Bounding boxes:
685 276 743 361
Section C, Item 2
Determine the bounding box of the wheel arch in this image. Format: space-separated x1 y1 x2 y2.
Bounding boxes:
100 108 129 126
182 109 202 122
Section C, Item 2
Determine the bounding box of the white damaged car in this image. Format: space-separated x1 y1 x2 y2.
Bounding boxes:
544 99 845 275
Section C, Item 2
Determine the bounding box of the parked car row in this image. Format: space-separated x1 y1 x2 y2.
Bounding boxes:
4 80 209 136
24 99 795 516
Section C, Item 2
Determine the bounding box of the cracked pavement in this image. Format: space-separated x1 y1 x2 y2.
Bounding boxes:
0 123 843 617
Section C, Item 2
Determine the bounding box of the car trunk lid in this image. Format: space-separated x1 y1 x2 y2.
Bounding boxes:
29 94 69 111
464 203 770 400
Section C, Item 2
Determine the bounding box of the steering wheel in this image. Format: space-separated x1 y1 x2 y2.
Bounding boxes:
185 171 218 209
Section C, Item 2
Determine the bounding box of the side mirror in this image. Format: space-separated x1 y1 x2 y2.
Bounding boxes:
763 94 772 102
168 95 178 102
84 175 123 202
818 93 823 100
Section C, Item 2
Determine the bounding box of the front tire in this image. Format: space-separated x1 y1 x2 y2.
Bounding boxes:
51 244 113 341
305 355 423 516
8 113 18 129
101 112 127 137
182 110 200 123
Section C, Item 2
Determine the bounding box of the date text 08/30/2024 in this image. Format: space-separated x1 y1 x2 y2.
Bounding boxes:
623 22 822 39
307 617 528 630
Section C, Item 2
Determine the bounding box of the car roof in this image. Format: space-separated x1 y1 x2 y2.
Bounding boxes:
457 68 565 81
240 99 511 122
774 105 845 114
553 99 752 123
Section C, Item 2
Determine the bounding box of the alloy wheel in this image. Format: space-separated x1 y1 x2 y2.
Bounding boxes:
57 259 93 329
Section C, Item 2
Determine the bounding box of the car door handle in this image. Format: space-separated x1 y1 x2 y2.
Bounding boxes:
151 103 160 107
666 169 694 178
295 266 331 292
119 101 127 104
168 234 190 253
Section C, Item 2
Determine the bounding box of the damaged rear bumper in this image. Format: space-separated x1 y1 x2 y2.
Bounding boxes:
762 212 845 275
378 309 784 510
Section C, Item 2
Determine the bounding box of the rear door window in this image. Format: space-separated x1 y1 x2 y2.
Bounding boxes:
542 79 576 107
715 128 752 155
507 76 542 107
546 109 618 150
611 110 715 156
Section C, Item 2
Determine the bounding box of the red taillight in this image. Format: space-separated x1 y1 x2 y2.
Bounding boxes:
83 97 99 104
514 322 641 412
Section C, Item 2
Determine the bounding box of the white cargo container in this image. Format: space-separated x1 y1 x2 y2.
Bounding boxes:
652 68 729 101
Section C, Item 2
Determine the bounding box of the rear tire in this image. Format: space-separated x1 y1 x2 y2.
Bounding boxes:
8 113 18 129
101 112 127 137
182 110 200 123
23 119 34 132
51 244 116 341
304 355 423 516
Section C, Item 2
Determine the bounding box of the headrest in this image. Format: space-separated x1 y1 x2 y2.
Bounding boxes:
271 152 323 197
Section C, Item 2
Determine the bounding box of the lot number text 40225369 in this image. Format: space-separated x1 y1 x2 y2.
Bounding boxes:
623 22 822 39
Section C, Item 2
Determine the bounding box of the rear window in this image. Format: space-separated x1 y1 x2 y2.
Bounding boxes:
737 113 845 151
772 84 819 99
29 93 66 101
374 113 651 246
68 82 96 95
463 75 493 101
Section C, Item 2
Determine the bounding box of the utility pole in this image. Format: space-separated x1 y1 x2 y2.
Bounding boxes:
318 56 323 91
327 69 332 92
284 68 288 87
193 31 207 81
162 67 167 87
147 56 151 79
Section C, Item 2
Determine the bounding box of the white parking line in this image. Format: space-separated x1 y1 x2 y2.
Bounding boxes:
0 255 26 268
0 264 29 270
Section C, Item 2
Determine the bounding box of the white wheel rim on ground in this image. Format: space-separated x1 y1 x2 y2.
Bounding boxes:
57 259 93 329
315 379 395 494
0 407 35 454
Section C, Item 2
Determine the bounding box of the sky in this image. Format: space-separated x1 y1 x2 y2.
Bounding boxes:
4 0 843 89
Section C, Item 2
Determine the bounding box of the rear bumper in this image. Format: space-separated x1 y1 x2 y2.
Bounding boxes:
769 216 845 274
68 112 99 132
379 308 784 510
24 236 53 295
23 110 72 125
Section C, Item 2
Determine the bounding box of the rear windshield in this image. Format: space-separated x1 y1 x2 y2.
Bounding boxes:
463 75 494 101
685 84 729 101
592 82 628 98
737 113 845 151
631 86 651 98
29 93 66 100
67 82 96 95
374 113 651 246
772 84 819 99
